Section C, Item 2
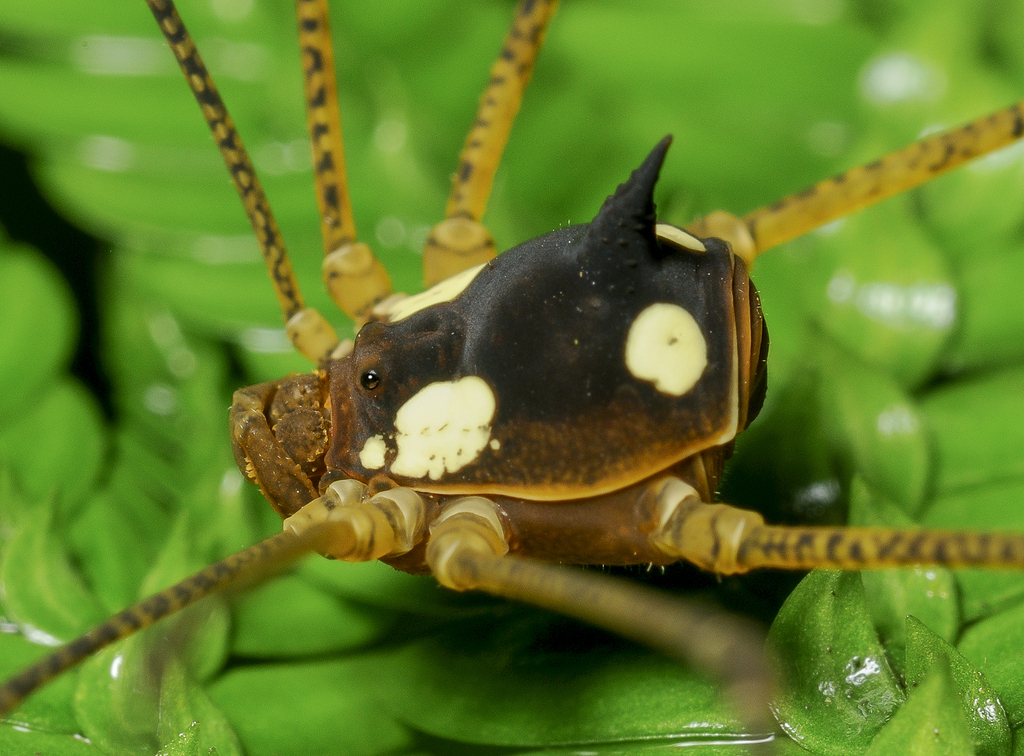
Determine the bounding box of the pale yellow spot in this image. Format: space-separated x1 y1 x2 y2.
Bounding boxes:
384 263 486 323
656 223 706 252
489 439 501 450
391 376 496 480
358 434 386 470
625 303 707 396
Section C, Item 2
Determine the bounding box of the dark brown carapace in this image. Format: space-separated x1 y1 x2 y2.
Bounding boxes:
230 138 767 572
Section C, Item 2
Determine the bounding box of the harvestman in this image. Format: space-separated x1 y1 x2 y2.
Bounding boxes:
2 0 1024 743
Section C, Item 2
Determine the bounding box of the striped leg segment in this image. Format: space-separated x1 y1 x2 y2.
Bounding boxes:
687 101 1024 267
423 0 561 287
295 0 356 253
296 0 393 324
145 0 338 363
0 528 315 717
0 481 426 718
650 478 1024 574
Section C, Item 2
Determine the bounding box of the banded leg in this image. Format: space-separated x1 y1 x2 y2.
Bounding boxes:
686 101 1024 268
0 527 313 717
0 480 427 718
145 0 339 363
422 0 561 287
649 478 1024 574
296 0 393 325
426 496 773 739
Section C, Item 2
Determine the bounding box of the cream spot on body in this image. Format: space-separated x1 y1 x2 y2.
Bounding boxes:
384 263 486 323
358 434 386 470
625 303 707 396
655 223 706 252
391 376 497 480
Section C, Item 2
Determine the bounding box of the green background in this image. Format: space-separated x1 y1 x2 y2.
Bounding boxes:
2 0 1024 754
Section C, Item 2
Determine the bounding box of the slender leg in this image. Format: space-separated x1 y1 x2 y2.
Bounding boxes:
0 528 313 717
0 480 426 718
648 477 1024 574
422 0 560 287
686 101 1024 267
426 496 773 738
296 0 393 324
145 0 339 363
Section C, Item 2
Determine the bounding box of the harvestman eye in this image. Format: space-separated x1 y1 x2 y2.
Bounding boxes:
360 369 382 391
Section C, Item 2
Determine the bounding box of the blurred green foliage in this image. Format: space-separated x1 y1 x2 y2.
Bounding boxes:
2 0 1024 754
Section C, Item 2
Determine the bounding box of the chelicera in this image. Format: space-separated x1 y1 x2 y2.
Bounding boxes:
2 0 1024 748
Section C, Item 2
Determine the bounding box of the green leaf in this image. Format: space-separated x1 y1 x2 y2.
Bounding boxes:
135 510 232 682
155 723 202 756
73 636 169 756
72 509 234 755
946 244 1024 372
506 740 776 756
0 492 106 642
68 488 174 614
297 555 498 615
801 196 955 388
863 659 973 756
818 350 930 514
231 573 395 657
0 243 76 421
155 659 242 756
958 600 1024 728
0 377 107 514
905 616 1011 756
0 726 102 755
73 626 240 756
919 367 1024 495
848 478 959 674
922 478 1024 621
208 660 412 756
0 629 80 735
363 616 743 748
769 570 905 755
